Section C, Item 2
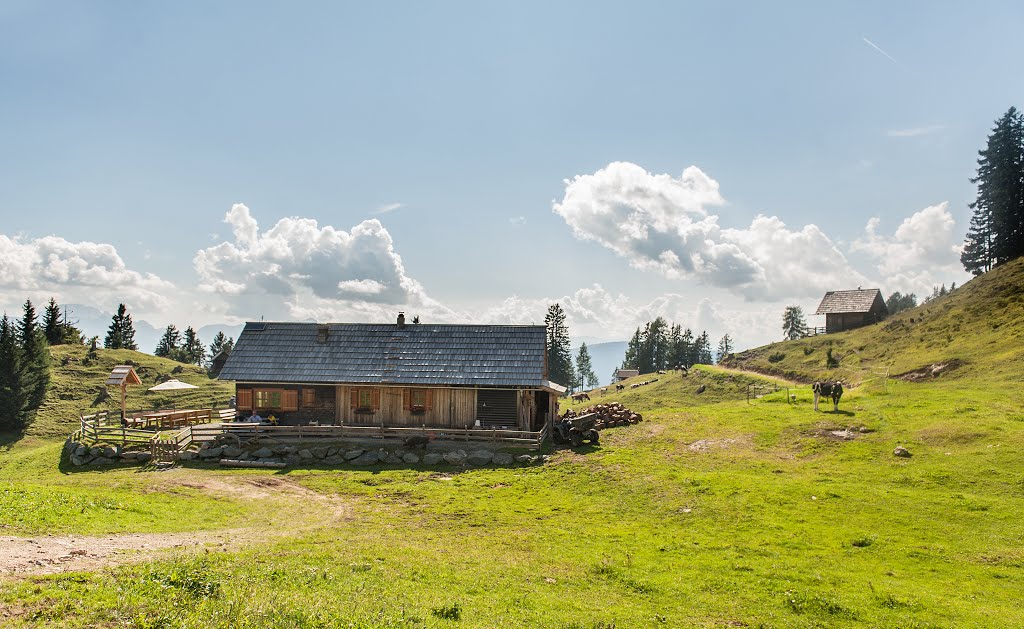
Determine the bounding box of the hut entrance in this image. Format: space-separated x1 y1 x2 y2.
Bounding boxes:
477 389 517 428
532 391 550 431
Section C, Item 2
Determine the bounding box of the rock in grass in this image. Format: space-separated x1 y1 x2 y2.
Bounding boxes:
466 450 494 466
443 450 467 466
893 445 912 458
493 453 514 466
423 453 443 465
515 454 535 465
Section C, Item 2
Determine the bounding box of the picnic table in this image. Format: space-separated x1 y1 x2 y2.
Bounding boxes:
127 409 207 430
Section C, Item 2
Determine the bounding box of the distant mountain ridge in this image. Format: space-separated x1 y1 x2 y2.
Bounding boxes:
66 304 244 356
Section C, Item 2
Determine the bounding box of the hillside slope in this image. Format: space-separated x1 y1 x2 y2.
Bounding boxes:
723 256 1024 385
15 344 233 441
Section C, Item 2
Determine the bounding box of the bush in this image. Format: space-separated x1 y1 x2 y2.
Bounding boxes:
768 352 785 363
431 602 461 621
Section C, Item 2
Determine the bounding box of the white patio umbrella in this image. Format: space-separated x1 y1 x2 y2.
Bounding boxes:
148 379 199 409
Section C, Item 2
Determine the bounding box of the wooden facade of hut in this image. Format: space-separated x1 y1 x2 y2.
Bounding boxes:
216 315 565 432
815 289 888 333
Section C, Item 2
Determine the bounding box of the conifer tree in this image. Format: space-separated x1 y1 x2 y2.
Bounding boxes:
694 331 713 365
17 300 50 414
181 326 205 366
104 303 138 350
155 324 180 358
575 342 599 389
0 315 27 429
42 298 63 345
544 304 575 390
963 107 1024 275
679 328 694 369
208 332 234 362
716 334 733 363
622 327 642 370
782 306 808 340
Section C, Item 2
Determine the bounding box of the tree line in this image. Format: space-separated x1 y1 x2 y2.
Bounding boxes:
0 300 56 430
962 106 1024 275
621 318 732 374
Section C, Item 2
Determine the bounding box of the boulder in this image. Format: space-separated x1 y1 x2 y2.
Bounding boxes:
493 453 514 466
515 454 535 465
178 451 198 461
222 446 243 458
326 447 339 457
90 456 115 465
239 452 253 461
343 449 365 461
313 447 330 458
70 454 89 466
893 446 912 458
89 447 103 458
323 456 345 465
402 452 420 464
74 445 87 457
102 446 118 459
285 455 301 466
198 447 223 459
351 451 380 466
298 449 314 460
273 445 293 455
119 452 138 461
423 452 443 465
466 450 494 466
443 450 467 466
136 452 152 463
384 453 403 465
252 447 275 459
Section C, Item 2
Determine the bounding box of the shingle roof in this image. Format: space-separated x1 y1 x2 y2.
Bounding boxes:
815 289 884 314
218 322 550 388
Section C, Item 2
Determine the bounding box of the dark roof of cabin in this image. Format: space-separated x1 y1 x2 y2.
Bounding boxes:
815 289 885 314
217 322 551 388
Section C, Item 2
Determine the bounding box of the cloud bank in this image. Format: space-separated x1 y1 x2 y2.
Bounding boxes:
194 204 453 322
0 234 173 314
553 161 865 300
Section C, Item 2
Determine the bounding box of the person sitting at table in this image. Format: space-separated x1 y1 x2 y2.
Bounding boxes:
248 411 263 423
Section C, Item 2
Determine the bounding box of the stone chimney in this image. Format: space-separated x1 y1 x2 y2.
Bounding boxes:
397 312 406 328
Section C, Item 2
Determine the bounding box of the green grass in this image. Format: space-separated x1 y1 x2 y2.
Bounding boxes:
1 262 1023 626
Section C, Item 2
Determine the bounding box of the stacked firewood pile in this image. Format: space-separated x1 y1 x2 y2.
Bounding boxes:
561 402 643 430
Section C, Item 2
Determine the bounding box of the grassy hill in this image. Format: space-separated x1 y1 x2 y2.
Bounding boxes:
15 344 233 442
1 262 1023 626
723 256 1024 385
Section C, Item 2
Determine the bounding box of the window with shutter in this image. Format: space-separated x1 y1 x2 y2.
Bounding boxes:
282 390 299 411
237 389 253 410
302 388 315 407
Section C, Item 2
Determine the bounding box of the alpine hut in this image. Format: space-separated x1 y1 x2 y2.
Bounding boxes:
216 314 565 432
814 288 888 333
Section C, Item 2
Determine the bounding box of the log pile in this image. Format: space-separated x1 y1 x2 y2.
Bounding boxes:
561 402 643 430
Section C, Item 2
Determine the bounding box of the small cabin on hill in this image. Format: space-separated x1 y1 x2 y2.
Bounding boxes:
216 314 565 432
613 369 639 382
815 288 888 333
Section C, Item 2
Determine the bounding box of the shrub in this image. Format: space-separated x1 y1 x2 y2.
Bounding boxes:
768 352 785 363
431 602 461 621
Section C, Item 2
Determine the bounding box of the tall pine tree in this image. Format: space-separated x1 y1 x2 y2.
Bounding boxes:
782 306 808 340
181 326 205 366
104 303 139 350
716 334 733 363
963 107 1024 275
575 342 599 389
42 298 63 345
154 324 181 357
544 304 575 391
0 315 27 429
17 300 50 414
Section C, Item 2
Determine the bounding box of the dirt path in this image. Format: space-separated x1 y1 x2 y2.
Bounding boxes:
0 471 354 576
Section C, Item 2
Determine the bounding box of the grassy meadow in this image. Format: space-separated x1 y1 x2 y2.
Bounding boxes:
1 262 1023 627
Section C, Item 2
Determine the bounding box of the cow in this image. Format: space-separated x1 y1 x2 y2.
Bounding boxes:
403 434 434 449
812 381 844 412
571 392 590 403
615 384 625 391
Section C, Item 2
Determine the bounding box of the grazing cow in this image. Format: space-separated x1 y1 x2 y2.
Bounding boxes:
600 387 608 395
616 384 625 391
403 434 434 449
571 392 590 403
812 381 844 412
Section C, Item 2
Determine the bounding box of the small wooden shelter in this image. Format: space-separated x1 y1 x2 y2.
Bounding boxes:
104 365 142 421
613 369 639 382
815 288 888 333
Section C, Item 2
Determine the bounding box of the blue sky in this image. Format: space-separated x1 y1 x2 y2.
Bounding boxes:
2 2 1021 350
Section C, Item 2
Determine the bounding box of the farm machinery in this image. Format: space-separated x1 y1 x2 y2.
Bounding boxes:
552 413 600 447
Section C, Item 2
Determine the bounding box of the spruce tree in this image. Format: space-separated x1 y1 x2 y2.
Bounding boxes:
208 332 234 361
622 328 642 370
42 298 63 345
0 315 27 429
154 324 180 358
182 326 205 366
105 303 138 350
694 331 713 365
716 334 733 363
17 300 50 414
963 107 1024 274
544 304 575 390
782 306 808 340
575 342 599 389
679 328 694 369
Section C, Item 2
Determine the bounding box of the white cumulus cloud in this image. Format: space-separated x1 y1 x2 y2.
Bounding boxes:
553 161 864 300
0 234 173 314
194 204 453 322
851 202 969 295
